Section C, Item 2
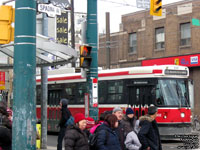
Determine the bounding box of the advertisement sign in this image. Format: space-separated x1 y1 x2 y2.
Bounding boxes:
0 72 5 90
56 12 68 45
142 54 200 67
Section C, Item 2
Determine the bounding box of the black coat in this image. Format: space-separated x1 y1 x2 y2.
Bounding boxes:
59 104 71 128
96 123 121 150
121 116 137 135
64 125 89 150
115 121 126 150
138 115 162 150
0 114 12 150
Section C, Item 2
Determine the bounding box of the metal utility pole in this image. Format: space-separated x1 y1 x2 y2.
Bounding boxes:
71 0 75 67
106 12 110 69
13 0 37 149
86 0 98 120
41 0 48 148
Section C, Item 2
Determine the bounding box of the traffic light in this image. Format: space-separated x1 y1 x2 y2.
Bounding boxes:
79 45 92 68
150 0 162 16
0 5 15 44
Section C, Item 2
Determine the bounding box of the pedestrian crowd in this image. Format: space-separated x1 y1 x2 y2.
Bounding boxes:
57 98 162 150
0 98 162 150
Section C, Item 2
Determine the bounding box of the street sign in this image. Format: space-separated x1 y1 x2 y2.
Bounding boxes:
192 18 200 26
137 0 150 9
50 0 70 10
38 3 61 17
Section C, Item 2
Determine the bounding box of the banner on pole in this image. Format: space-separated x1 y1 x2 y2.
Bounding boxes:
92 78 98 107
56 12 68 45
0 72 5 90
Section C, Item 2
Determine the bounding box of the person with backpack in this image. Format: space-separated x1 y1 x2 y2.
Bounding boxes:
90 111 109 135
64 113 89 150
96 114 121 150
57 98 71 150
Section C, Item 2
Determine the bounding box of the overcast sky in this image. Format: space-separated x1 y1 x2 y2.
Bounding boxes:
74 0 184 33
1 0 185 33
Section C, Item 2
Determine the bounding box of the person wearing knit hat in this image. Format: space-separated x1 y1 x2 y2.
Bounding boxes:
138 105 162 150
148 106 158 115
113 107 126 150
86 117 95 129
126 108 134 116
74 113 86 124
112 106 123 121
121 108 137 137
84 117 95 138
57 98 71 150
64 113 89 150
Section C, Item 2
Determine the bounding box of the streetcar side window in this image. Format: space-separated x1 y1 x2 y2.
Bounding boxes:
36 86 41 105
107 80 124 104
77 82 87 104
98 81 107 104
65 83 76 104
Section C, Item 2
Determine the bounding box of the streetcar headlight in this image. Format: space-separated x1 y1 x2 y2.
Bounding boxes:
163 115 167 119
181 112 185 118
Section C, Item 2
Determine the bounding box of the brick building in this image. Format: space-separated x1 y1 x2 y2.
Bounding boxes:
98 0 200 115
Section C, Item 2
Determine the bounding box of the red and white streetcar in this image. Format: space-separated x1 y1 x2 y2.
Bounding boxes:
36 65 192 138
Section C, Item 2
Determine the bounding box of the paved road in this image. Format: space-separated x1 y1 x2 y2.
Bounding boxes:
45 133 200 150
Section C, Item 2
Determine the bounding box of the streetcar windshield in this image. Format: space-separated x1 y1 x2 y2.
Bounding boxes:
155 79 189 107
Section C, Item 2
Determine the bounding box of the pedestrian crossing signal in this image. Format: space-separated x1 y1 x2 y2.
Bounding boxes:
150 0 162 16
79 45 92 68
0 5 15 44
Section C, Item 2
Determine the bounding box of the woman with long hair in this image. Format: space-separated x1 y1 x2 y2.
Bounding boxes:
96 114 121 150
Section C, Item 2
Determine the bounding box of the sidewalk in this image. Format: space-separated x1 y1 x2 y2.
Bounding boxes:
41 146 64 150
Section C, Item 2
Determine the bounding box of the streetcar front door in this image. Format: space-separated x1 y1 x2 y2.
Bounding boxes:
48 90 62 132
128 86 154 119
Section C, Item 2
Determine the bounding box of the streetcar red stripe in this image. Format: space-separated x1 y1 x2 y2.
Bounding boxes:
36 70 163 82
152 69 163 74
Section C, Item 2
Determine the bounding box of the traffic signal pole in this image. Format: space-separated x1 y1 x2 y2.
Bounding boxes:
86 0 98 120
13 0 37 149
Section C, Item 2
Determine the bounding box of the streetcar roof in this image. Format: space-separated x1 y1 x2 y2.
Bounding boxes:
36 65 189 83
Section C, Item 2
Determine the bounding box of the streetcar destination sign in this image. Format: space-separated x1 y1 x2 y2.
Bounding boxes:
38 3 61 17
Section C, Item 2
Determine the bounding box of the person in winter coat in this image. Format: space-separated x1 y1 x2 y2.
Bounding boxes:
57 98 71 150
64 113 89 150
0 106 12 150
90 111 110 134
125 131 141 150
84 117 95 137
121 108 137 136
96 114 121 150
138 106 162 150
113 106 126 150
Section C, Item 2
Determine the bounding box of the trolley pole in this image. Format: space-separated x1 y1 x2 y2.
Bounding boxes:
13 0 37 149
86 0 98 120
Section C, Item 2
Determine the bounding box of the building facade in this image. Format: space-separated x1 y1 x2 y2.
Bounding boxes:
98 0 200 115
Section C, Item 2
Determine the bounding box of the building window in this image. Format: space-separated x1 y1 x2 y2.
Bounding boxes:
180 23 191 46
155 27 165 49
129 33 137 53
